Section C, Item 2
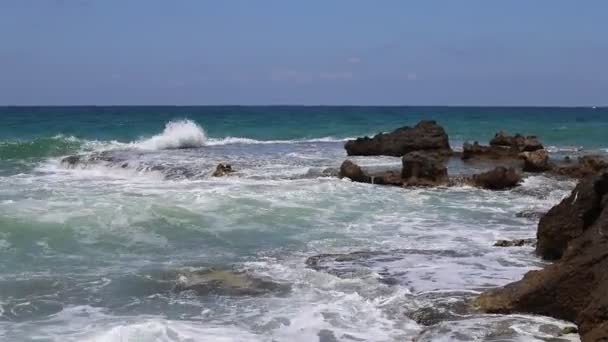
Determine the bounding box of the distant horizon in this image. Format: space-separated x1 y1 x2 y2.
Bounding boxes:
1 104 606 108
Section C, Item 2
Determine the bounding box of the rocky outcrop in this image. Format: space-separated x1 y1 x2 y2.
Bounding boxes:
212 163 235 177
344 120 451 156
472 167 522 190
553 155 608 179
401 152 449 186
476 172 608 341
463 131 543 160
520 149 551 172
490 131 543 152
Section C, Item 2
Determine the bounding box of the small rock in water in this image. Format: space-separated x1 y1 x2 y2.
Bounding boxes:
559 326 578 335
494 238 536 247
472 166 522 190
212 163 235 177
173 268 290 297
520 149 551 172
515 210 545 220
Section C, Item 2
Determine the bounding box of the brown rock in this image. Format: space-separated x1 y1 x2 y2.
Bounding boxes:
472 167 522 190
463 131 544 161
401 151 448 186
212 163 235 177
520 149 551 172
490 131 543 152
477 172 608 342
552 155 608 179
344 120 451 156
494 238 536 247
339 160 371 183
537 172 608 260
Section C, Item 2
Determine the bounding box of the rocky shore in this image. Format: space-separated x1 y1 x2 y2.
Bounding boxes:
340 120 608 340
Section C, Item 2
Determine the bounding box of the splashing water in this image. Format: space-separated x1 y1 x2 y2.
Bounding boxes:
134 119 208 150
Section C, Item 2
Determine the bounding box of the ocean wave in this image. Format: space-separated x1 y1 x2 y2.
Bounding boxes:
0 135 83 160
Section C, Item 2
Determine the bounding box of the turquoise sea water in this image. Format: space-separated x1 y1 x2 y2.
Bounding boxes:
0 106 599 341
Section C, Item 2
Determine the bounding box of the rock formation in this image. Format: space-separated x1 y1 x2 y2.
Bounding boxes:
401 152 448 186
212 163 235 177
462 131 543 160
472 167 522 190
520 149 551 172
476 172 608 341
344 120 451 156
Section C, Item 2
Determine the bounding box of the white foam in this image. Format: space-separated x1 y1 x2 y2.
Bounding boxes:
134 119 208 150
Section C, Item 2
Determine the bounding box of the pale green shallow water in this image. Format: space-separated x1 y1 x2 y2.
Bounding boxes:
0 106 598 341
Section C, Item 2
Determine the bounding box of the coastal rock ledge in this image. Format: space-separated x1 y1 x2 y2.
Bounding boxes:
476 172 608 342
344 120 451 156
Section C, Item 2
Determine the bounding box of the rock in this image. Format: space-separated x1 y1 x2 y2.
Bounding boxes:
537 172 608 260
493 238 536 247
344 120 451 157
515 210 545 220
552 155 608 179
369 170 403 186
212 163 235 177
401 152 448 186
490 131 543 152
339 160 371 183
564 156 572 163
173 268 290 297
463 132 543 161
60 155 82 166
560 326 579 335
476 172 608 342
472 167 522 190
520 149 551 172
321 167 339 177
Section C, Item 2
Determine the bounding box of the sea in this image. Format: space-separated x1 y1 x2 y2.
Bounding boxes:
0 106 606 341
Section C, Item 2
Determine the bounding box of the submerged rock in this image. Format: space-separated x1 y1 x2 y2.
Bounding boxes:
520 149 551 172
493 238 536 247
173 268 290 297
211 163 235 177
515 210 546 220
401 152 448 186
476 172 608 341
344 120 451 157
472 167 522 190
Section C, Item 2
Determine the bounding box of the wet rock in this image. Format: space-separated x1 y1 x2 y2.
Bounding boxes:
520 149 551 172
537 172 608 260
339 160 371 183
493 238 536 247
321 167 339 177
173 268 290 297
344 120 451 157
553 155 608 179
515 210 545 220
476 172 608 342
60 155 82 166
463 132 543 161
401 152 448 186
472 167 522 190
560 326 579 335
211 163 235 177
490 131 543 152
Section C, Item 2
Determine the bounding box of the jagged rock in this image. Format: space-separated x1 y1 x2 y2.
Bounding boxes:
476 172 608 342
401 152 448 186
339 160 371 183
493 238 536 247
173 268 290 297
463 132 544 161
344 120 451 156
520 149 551 172
490 131 543 152
553 155 608 179
472 167 522 190
560 326 579 336
515 210 545 220
60 155 82 166
537 172 608 260
212 163 235 177
321 167 339 177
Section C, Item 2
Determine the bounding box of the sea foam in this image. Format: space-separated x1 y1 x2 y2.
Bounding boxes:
134 119 208 150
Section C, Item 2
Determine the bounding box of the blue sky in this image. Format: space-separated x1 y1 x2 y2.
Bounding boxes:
1 0 606 106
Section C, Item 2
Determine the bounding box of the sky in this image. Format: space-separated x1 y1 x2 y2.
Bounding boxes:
0 0 607 106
